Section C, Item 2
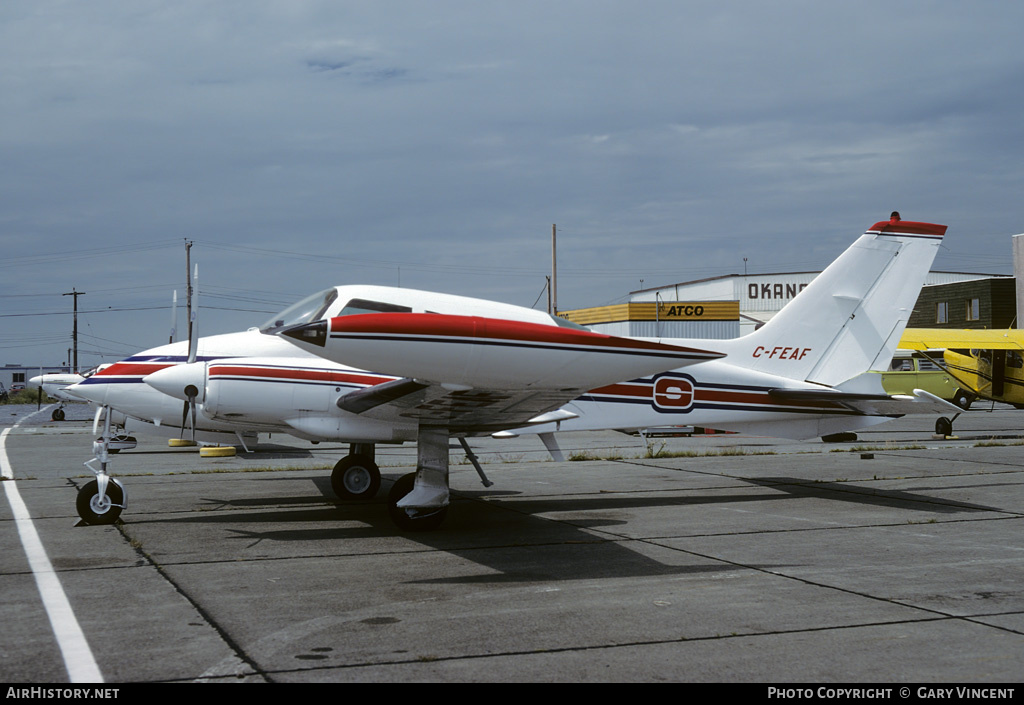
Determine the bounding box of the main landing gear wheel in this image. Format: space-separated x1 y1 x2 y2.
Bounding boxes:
935 416 954 437
387 472 448 532
953 388 974 410
76 478 125 525
331 455 381 500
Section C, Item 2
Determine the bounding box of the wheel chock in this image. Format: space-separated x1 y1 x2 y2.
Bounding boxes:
200 446 236 458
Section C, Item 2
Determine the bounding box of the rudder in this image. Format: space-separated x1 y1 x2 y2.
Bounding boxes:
717 218 946 387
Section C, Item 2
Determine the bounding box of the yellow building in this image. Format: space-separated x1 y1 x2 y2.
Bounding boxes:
558 301 740 339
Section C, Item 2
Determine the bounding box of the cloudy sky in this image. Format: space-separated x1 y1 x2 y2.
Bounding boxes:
2 1 1023 369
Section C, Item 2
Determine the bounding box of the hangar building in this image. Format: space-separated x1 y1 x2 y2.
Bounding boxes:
559 271 1009 339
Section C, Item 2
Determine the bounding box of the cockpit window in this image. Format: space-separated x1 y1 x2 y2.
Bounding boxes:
260 288 339 334
337 298 412 316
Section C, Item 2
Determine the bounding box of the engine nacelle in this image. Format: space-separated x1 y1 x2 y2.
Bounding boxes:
148 357 415 442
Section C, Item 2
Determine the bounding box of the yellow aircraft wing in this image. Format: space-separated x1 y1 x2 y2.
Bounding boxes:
900 328 1024 352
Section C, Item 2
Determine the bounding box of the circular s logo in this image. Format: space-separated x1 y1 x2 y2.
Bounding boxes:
653 375 694 412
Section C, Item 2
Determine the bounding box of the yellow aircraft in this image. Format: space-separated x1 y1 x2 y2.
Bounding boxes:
897 328 1024 435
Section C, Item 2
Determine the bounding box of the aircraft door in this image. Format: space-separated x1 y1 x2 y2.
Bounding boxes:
992 349 1007 397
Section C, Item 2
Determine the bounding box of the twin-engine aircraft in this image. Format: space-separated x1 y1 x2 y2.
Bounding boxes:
68 217 955 530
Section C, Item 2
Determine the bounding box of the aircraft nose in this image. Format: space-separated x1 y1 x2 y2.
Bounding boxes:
66 380 108 405
144 363 206 403
28 375 42 389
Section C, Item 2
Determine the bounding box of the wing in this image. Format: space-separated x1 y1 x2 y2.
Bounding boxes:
281 313 726 433
336 377 582 433
900 328 1024 351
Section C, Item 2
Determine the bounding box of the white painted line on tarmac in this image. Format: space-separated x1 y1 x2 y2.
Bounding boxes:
1 409 104 683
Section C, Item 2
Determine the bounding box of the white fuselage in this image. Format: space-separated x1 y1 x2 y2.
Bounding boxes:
68 285 570 443
70 216 945 450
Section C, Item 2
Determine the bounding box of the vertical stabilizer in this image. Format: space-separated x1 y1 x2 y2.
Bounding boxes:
718 218 946 387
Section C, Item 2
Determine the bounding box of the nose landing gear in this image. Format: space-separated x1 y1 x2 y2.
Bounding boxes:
77 406 128 525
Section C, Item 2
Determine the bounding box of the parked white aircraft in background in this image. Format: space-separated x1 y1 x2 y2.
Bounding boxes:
27 371 89 420
68 217 956 531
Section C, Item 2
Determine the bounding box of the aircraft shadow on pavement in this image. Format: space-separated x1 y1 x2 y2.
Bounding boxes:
117 475 762 584
743 476 1004 514
106 470 1003 585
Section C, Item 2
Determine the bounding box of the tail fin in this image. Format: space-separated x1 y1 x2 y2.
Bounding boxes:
719 218 946 387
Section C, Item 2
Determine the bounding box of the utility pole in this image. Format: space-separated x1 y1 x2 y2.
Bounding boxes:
62 288 85 373
551 224 557 315
185 240 193 345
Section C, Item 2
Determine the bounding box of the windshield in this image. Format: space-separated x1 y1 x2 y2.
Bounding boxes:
260 288 339 334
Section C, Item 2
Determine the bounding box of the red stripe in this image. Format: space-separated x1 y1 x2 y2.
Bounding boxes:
330 313 721 357
97 362 173 377
867 220 947 236
210 365 394 387
589 383 844 410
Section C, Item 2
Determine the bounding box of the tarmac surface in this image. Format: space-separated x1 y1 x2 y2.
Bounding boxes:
1 401 1022 683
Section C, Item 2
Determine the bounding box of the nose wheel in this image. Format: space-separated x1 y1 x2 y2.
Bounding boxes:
76 477 125 525
77 405 129 525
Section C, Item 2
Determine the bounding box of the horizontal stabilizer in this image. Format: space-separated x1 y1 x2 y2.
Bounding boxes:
770 386 960 416
911 388 963 413
769 389 891 402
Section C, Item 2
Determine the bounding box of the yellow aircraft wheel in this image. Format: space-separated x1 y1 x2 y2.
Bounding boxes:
169 438 198 447
200 446 236 458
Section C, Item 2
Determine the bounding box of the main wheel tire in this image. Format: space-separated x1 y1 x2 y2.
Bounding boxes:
953 389 974 410
52 408 65 421
331 455 381 499
387 472 448 532
76 478 125 525
935 417 954 437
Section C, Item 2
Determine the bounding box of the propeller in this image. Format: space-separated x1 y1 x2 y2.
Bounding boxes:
93 405 105 435
178 383 199 442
